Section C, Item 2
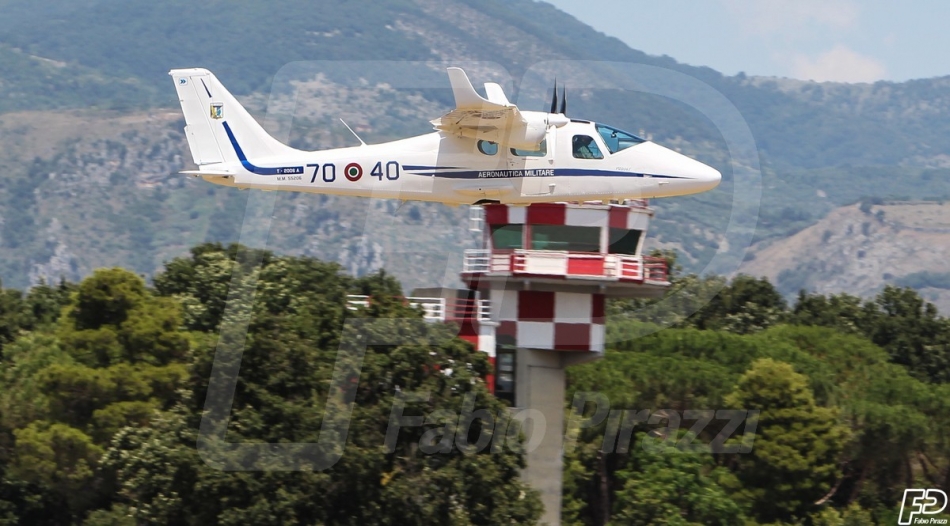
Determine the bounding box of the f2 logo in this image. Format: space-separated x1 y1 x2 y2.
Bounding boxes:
899 489 948 525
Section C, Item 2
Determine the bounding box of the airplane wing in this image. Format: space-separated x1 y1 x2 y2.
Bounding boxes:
432 68 541 149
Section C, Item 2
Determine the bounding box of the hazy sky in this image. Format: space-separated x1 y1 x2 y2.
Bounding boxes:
542 0 950 83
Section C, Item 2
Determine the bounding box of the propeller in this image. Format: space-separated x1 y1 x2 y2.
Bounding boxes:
559 85 567 115
549 78 558 114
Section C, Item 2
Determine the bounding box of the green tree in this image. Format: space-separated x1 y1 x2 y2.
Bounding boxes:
70 268 147 331
98 245 542 525
58 268 187 369
613 272 787 336
565 328 757 524
21 279 75 330
0 333 74 431
689 275 787 334
754 326 936 511
0 268 195 522
153 243 274 333
46 269 191 441
791 286 950 384
725 358 851 522
0 476 71 526
791 290 870 335
610 443 745 525
0 282 25 351
10 422 102 511
866 286 950 384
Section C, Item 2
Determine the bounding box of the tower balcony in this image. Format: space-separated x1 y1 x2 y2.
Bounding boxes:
461 248 669 297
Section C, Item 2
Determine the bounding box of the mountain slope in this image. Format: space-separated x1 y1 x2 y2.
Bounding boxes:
740 201 950 312
2 0 950 169
1 0 950 292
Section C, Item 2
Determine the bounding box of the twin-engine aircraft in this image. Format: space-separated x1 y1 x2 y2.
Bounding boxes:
169 67 721 205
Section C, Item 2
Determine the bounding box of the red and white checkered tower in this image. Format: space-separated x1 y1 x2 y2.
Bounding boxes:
458 199 670 525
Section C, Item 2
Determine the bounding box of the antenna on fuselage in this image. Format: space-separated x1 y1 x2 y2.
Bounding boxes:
339 118 367 146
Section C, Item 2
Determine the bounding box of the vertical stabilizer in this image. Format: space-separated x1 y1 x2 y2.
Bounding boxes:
169 68 300 167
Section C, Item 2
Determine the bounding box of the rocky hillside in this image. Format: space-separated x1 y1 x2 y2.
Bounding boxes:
2 0 950 298
0 107 479 292
740 201 950 311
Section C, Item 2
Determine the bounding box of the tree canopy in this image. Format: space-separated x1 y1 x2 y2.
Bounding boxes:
0 245 947 524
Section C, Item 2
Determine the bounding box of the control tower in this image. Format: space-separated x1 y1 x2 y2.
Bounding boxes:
459 200 669 525
353 200 670 525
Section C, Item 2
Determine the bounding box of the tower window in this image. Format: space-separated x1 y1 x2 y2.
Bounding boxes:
490 224 524 249
530 225 600 252
607 228 642 255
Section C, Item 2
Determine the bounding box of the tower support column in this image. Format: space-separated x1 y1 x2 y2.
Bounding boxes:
516 348 566 526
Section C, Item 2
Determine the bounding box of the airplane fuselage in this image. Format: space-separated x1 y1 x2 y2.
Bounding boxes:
203 119 721 205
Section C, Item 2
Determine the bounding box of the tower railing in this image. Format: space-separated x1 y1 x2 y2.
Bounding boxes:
346 295 491 322
462 249 491 273
461 249 669 283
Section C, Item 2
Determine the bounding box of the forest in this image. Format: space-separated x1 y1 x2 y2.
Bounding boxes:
0 243 947 525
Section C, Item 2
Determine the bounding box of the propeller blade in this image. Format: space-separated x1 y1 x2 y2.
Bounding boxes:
559 86 567 115
549 79 558 114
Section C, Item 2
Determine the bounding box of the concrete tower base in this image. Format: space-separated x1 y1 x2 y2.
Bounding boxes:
516 348 602 525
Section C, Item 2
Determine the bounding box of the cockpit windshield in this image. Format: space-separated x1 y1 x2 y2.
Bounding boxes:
595 124 646 154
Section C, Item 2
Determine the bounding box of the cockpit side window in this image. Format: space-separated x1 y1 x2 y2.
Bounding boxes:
572 135 603 159
595 124 645 154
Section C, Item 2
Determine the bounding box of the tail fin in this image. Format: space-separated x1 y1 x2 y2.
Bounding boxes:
169 68 300 167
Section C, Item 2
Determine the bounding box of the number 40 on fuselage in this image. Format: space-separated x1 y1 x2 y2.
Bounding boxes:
170 67 721 205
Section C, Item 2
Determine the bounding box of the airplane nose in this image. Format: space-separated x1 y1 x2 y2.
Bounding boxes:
697 162 722 189
617 142 722 196
656 143 721 191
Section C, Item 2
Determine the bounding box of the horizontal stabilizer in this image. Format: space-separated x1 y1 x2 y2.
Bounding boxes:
180 169 233 176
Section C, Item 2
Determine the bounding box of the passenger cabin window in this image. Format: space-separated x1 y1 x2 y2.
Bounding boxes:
510 139 547 157
595 124 645 154
530 225 600 252
477 140 498 155
572 135 603 159
607 228 642 255
490 224 523 249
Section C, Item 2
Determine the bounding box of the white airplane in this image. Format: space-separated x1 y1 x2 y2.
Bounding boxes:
169 67 721 205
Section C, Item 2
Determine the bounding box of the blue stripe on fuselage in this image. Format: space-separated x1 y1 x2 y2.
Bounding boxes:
402 168 687 179
402 165 462 171
222 121 303 176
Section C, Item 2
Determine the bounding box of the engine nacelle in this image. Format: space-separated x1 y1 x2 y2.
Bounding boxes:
506 120 548 151
506 112 569 151
449 112 570 151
